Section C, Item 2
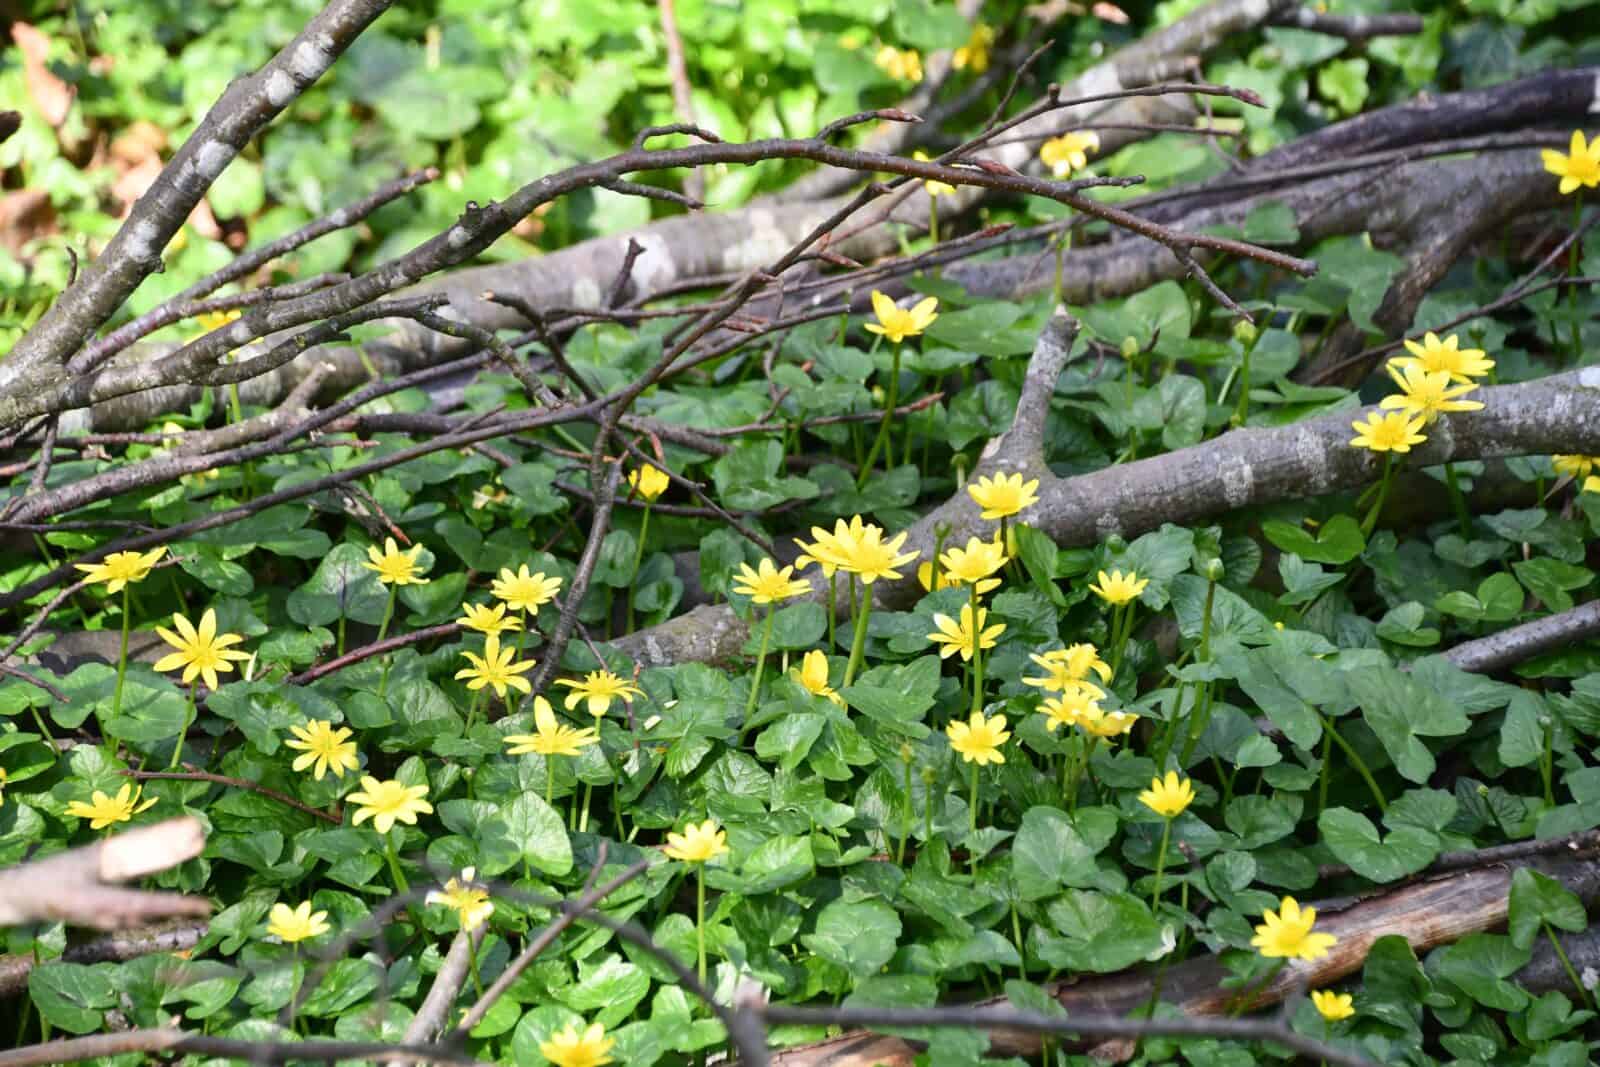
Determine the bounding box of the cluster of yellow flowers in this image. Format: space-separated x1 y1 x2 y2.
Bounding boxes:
873 44 922 83
1348 331 1490 454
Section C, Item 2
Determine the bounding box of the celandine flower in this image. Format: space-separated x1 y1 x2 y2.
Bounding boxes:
153 608 250 690
627 464 670 501
913 150 956 197
347 776 433 835
1089 569 1148 606
874 45 923 82
1349 411 1427 454
362 538 430 585
1024 644 1112 691
492 564 563 613
946 710 1010 765
792 650 845 706
1038 682 1106 732
1312 990 1355 1022
664 819 729 863
1542 130 1600 195
457 602 523 636
864 290 938 343
1040 131 1100 177
952 23 994 72
267 901 330 943
556 670 644 717
937 535 1007 593
65 783 156 829
504 697 599 757
427 867 495 931
1388 331 1493 383
732 559 812 604
75 546 167 592
927 604 1005 661
835 523 920 584
967 472 1039 520
1251 896 1338 961
1380 364 1484 424
455 634 535 700
540 1022 615 1067
284 720 359 781
1138 772 1195 817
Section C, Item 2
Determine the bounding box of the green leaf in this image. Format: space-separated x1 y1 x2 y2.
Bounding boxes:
840 656 939 738
1036 891 1168 972
286 542 389 627
1261 515 1365 565
1012 806 1106 901
1512 557 1593 613
1375 601 1440 647
1436 572 1522 622
1318 807 1439 882
502 792 573 877
1433 933 1532 1011
801 898 901 978
707 834 813 895
28 963 116 1034
1507 868 1587 950
1499 691 1549 768
1348 664 1469 783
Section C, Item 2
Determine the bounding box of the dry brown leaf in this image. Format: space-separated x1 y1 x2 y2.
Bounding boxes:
12 23 75 128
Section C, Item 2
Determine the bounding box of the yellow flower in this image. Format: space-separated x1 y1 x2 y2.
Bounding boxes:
153 608 251 691
266 900 330 943
916 561 962 592
1389 331 1493 383
426 867 495 932
946 710 1010 765
492 564 563 613
914 150 956 197
834 523 920 584
794 516 867 577
1138 771 1195 817
1250 896 1338 961
505 696 599 756
64 783 157 829
1542 130 1600 195
1039 682 1105 732
363 537 430 586
1076 704 1139 739
864 289 938 344
284 720 359 781
196 308 242 333
927 604 1005 661
455 634 536 700
664 818 729 863
627 464 671 501
791 650 845 706
937 535 1007 593
556 669 644 717
732 559 812 604
1024 644 1113 691
967 472 1039 520
74 546 167 593
0 767 7 807
347 775 433 835
1040 131 1100 178
952 22 994 73
874 45 923 82
1349 411 1427 454
1552 455 1600 479
1311 989 1355 1022
540 1021 616 1067
457 602 523 636
1089 569 1148 606
1379 364 1485 424
1586 475 1600 494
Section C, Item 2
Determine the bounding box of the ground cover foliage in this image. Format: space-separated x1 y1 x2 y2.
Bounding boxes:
3 1 1600 1066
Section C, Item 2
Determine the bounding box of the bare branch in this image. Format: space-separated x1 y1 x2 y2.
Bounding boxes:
0 818 210 930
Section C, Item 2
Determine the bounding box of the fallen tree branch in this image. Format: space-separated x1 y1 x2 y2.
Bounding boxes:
0 919 207 998
0 817 209 930
1442 599 1600 675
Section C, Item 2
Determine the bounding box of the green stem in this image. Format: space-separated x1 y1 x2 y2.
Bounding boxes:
546 757 555 804
1150 818 1172 911
843 582 871 687
626 504 651 634
858 345 903 488
579 781 593 834
1360 452 1396 536
1317 727 1333 817
1542 715 1556 808
169 684 196 770
1318 713 1387 813
376 585 398 698
969 584 985 716
385 831 410 893
696 866 708 984
466 932 485 1001
826 573 837 651
968 760 979 837
1010 901 1026 978
1442 462 1472 540
740 606 775 742
1570 194 1583 362
1545 920 1592 1010
107 585 130 761
897 751 914 865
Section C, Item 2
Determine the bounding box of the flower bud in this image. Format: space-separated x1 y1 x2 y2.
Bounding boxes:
1232 319 1258 345
1202 557 1225 582
1120 336 1139 359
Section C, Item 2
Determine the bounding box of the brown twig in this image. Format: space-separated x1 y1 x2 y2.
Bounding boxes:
124 767 341 825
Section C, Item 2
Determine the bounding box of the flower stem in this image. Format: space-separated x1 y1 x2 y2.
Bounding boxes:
626 504 651 634
843 582 871 688
466 932 485 1001
385 831 410 893
740 606 775 743
968 760 979 836
826 573 837 651
578 781 593 834
1150 818 1172 911
1442 462 1472 540
545 757 554 804
106 586 131 761
1317 712 1387 813
897 750 914 865
969 585 985 716
1360 453 1396 536
695 865 708 984
376 585 398 698
169 684 197 770
858 346 903 488
1545 919 1593 1010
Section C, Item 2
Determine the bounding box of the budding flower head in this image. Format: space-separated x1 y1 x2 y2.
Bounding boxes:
1120 336 1139 359
1232 319 1258 345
